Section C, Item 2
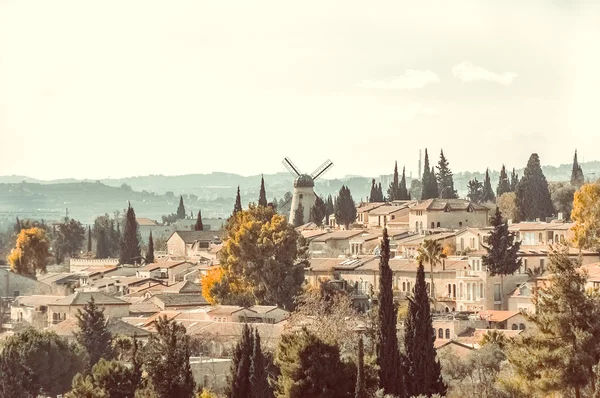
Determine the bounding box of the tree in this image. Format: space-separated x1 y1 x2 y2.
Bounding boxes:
404 261 446 397
325 194 335 225
309 196 327 226
68 358 141 398
2 328 86 397
145 316 195 398
96 229 110 259
369 179 377 203
65 374 105 398
119 204 141 265
7 227 50 277
550 182 576 220
481 207 522 307
208 205 306 309
0 350 35 398
409 179 422 201
510 168 519 192
481 168 495 203
195 210 204 231
571 182 600 251
435 150 458 199
54 218 86 263
146 231 155 264
250 329 273 398
466 179 483 204
515 153 554 221
227 324 253 398
498 247 600 398
177 196 186 219
75 297 113 370
233 186 243 216
258 175 268 207
377 228 404 396
398 166 410 200
200 267 224 305
497 164 511 197
355 336 367 398
87 225 93 253
571 150 585 187
93 214 121 257
387 162 402 201
497 192 517 222
334 185 357 229
417 239 446 301
421 149 438 200
293 203 305 227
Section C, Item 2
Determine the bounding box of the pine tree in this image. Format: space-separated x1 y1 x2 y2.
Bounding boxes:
404 262 446 397
387 162 401 201
571 150 585 187
258 175 268 207
435 150 458 199
355 336 367 398
515 153 554 221
467 178 483 204
481 168 496 203
398 166 409 200
195 210 204 231
227 324 254 398
146 231 155 264
421 149 438 200
119 203 141 265
334 185 357 229
293 203 305 227
87 225 92 252
75 297 113 370
249 329 273 398
96 228 109 259
510 168 519 192
497 164 511 197
376 228 404 396
482 207 522 307
177 196 186 219
233 186 243 216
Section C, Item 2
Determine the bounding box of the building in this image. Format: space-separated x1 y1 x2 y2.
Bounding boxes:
135 261 196 284
47 292 130 325
367 205 411 228
356 202 385 226
509 221 574 246
10 295 64 328
0 267 54 298
409 198 489 233
166 231 223 260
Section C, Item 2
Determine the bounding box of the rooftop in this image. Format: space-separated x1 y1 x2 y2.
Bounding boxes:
411 198 488 212
170 230 224 244
51 292 129 306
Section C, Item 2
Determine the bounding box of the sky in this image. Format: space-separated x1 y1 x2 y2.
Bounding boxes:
1 0 600 180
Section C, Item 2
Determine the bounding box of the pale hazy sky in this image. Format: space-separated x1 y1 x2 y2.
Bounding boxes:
1 1 599 180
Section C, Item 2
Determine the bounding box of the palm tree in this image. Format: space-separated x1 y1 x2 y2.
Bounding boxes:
417 239 446 303
480 329 509 349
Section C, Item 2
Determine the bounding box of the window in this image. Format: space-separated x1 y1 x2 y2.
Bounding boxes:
519 323 526 330
402 282 406 292
438 328 443 339
512 324 518 330
431 222 435 229
480 283 484 298
453 284 456 298
538 233 543 243
13 290 19 297
445 329 450 339
448 284 451 296
467 283 471 300
459 222 463 228
407 282 411 292
523 259 528 272
415 222 419 232
540 259 545 271
437 222 441 228
460 238 464 251
494 284 501 302
420 221 423 231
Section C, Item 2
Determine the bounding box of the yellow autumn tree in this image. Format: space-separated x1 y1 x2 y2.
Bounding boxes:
7 227 50 277
200 267 223 305
571 182 600 251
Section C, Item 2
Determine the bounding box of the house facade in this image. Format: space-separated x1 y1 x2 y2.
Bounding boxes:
47 292 130 325
409 199 489 233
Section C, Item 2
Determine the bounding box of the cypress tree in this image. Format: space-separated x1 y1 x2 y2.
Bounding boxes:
233 186 243 216
146 231 155 264
377 183 384 202
334 185 357 229
421 150 438 200
404 262 446 397
515 153 554 221
387 161 401 201
325 195 334 225
310 196 327 226
376 228 404 396
87 225 92 252
176 196 186 219
258 175 268 207
195 210 204 231
119 203 141 265
435 150 458 199
369 179 377 203
293 203 305 227
249 329 272 398
510 168 519 192
355 336 366 398
481 168 496 203
96 229 109 259
497 164 511 197
398 166 409 200
75 297 113 370
571 150 585 187
227 324 254 398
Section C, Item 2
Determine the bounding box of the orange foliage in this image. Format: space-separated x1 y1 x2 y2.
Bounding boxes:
200 267 224 305
7 227 50 277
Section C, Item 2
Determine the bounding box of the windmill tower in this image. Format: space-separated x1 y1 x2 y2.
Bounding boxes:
282 157 333 225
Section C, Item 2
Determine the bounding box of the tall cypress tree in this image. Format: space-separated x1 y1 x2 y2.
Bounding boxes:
355 336 366 398
398 166 409 200
249 329 273 398
369 179 377 203
435 150 458 199
146 231 155 264
515 153 554 221
227 324 254 398
497 164 511 197
421 149 438 200
387 162 401 201
233 186 243 216
258 175 268 207
571 150 585 187
404 262 446 397
376 228 404 396
96 229 109 259
510 168 519 192
176 196 186 219
87 226 92 252
195 210 204 231
377 183 384 202
75 297 113 370
481 168 496 203
119 203 141 265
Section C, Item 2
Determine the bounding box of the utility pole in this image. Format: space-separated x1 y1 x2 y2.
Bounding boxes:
418 149 422 180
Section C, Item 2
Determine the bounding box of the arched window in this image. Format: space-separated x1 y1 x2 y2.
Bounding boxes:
480 283 484 298
467 283 471 300
472 283 476 300
445 307 449 313
437 222 441 228
519 323 525 330
448 284 451 296
452 307 455 312
426 282 431 293
415 221 419 232
402 282 406 292
438 328 443 339
512 324 518 330
420 221 423 231
459 283 463 299
453 284 456 297
560 235 565 243
407 282 411 292
431 222 435 229
459 221 463 228
460 237 464 251
445 329 450 339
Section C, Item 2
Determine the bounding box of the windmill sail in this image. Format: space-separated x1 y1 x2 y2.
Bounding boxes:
311 159 334 180
282 157 302 177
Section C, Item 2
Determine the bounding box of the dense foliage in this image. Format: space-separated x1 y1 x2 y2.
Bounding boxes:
515 153 554 222
335 185 357 229
7 227 50 277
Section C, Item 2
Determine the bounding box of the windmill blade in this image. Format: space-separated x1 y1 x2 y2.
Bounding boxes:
282 157 302 177
311 159 334 180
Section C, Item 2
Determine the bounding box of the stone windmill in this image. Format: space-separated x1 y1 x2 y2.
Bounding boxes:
282 157 333 224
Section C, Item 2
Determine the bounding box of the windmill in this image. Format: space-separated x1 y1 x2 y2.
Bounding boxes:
282 157 333 225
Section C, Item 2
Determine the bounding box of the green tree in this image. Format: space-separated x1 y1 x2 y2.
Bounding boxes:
369 179 377 203
326 195 335 225
481 168 495 203
481 207 522 308
377 228 404 396
466 179 483 204
550 182 576 220
404 261 446 397
417 239 446 301
497 164 511 197
227 324 253 398
75 297 113 369
258 175 268 207
510 168 519 192
96 228 110 259
515 153 554 221
145 316 195 398
177 196 186 219
233 186 243 216
7 227 50 277
65 374 106 398
250 329 273 398
119 204 141 265
146 231 155 263
355 336 367 398
572 183 600 251
436 150 458 199
211 205 306 309
421 149 438 200
571 150 585 187
93 214 121 257
0 350 35 398
2 328 86 397
410 179 422 202
497 192 518 223
398 166 410 200
293 202 305 227
53 218 86 263
67 358 141 398
387 162 402 201
195 210 204 231
334 185 357 229
88 225 93 252
309 196 327 226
